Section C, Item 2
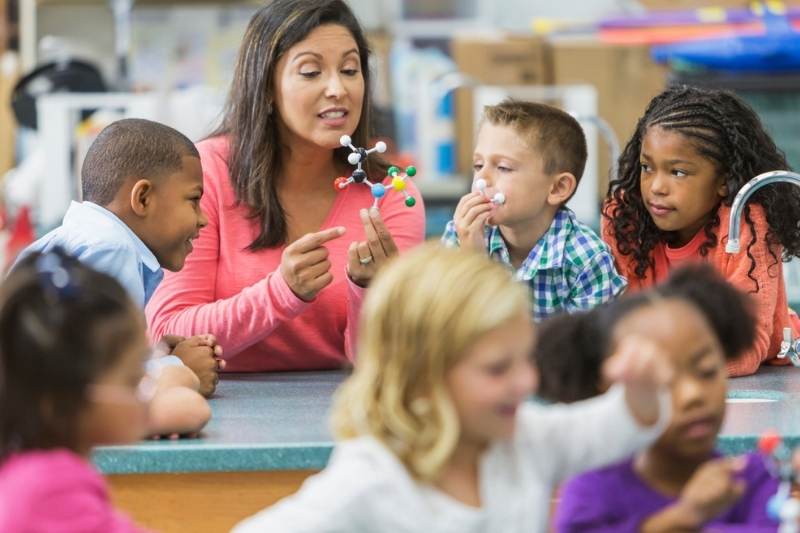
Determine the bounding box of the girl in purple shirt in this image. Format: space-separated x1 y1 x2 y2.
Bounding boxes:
536 264 779 532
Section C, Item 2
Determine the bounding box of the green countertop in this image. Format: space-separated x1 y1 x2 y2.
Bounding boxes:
94 366 800 475
94 372 341 475
719 365 800 454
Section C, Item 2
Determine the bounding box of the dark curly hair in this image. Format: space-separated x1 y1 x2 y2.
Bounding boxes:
605 85 800 291
532 308 603 403
534 264 756 403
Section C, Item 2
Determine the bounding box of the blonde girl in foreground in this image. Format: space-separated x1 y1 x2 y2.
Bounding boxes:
234 243 673 532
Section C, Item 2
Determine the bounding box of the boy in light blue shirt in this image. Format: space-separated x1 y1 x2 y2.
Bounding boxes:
18 119 222 397
28 200 164 309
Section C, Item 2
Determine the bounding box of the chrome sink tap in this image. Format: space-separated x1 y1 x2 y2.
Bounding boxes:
726 171 800 367
726 170 800 253
778 327 800 367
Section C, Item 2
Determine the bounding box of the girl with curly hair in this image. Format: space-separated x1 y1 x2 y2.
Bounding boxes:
603 85 800 377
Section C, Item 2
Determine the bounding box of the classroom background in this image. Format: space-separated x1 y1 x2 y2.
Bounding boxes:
2 0 800 531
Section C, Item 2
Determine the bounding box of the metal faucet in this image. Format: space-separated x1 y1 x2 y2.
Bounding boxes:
727 171 800 367
726 170 800 253
778 327 800 366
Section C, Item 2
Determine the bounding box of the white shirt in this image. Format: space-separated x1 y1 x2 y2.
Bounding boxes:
233 386 668 533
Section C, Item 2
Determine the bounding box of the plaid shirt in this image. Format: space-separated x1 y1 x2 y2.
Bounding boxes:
441 207 627 321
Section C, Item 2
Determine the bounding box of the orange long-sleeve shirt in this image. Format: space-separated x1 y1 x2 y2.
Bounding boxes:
602 202 794 377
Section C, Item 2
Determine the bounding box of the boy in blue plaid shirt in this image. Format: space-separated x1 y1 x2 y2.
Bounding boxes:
442 100 626 321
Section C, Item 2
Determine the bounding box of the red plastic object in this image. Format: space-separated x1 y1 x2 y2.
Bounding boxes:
5 206 35 271
599 20 800 45
759 430 782 455
334 177 349 191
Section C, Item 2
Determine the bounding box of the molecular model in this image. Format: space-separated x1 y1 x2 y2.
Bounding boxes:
334 135 417 209
473 179 505 205
760 431 800 532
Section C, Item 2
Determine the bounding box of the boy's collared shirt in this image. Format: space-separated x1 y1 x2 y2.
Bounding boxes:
16 201 163 308
442 207 626 321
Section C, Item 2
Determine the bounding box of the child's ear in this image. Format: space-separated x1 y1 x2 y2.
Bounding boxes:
718 182 729 198
547 173 577 206
130 179 155 217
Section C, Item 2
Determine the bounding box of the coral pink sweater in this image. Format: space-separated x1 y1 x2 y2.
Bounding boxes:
146 137 426 372
602 202 794 377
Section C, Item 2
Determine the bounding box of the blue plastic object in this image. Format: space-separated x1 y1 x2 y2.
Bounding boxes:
652 9 800 72
767 493 786 521
371 183 386 199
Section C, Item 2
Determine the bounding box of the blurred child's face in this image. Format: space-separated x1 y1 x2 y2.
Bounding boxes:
446 313 538 446
141 156 208 271
274 24 364 150
639 126 727 247
613 299 727 461
473 123 556 229
78 310 151 449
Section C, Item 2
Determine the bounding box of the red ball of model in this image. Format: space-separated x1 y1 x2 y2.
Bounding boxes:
759 430 781 455
334 177 350 191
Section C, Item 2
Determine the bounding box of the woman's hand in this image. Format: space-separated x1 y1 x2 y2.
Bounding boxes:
347 208 399 287
281 226 346 301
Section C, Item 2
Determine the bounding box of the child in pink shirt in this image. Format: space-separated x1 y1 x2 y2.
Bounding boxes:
0 250 203 532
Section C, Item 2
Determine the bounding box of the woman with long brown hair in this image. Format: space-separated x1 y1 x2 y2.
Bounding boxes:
146 0 425 371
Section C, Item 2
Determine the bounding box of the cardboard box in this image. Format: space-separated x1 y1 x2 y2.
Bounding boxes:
451 35 552 86
551 37 668 197
450 35 552 175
